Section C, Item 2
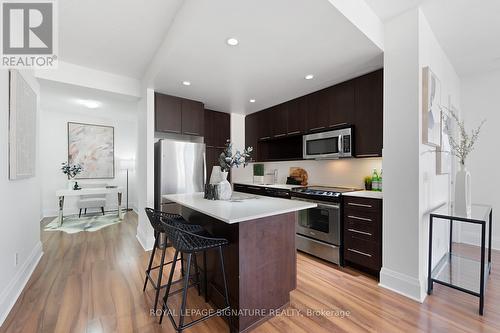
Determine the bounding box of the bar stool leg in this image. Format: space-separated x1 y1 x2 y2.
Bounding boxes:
178 253 193 331
181 252 185 276
218 246 233 330
143 233 159 291
203 251 208 302
160 250 179 324
193 253 201 296
153 244 167 312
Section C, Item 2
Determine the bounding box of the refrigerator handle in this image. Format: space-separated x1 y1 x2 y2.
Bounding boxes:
203 150 207 186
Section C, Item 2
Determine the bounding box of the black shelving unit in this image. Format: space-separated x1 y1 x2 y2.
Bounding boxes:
427 203 492 315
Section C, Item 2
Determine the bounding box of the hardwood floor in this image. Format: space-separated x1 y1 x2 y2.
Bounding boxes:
1 212 499 333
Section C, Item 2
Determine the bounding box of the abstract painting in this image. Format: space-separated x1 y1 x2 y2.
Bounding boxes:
9 70 37 180
68 122 114 179
422 67 441 147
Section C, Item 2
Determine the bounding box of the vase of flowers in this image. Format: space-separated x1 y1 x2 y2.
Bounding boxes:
212 141 253 200
444 109 485 216
61 162 83 190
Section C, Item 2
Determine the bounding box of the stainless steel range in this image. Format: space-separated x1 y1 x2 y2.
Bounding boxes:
291 186 358 265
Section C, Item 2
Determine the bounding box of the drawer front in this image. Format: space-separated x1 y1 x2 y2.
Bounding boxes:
344 196 381 213
344 233 381 271
345 218 378 241
344 207 380 222
233 184 264 196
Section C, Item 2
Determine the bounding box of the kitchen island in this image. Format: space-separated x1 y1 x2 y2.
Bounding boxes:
163 192 316 332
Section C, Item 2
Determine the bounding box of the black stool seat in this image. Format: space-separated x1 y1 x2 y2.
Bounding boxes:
143 208 205 312
159 218 232 332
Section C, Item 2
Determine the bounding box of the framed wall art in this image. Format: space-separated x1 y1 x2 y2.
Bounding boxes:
422 67 442 147
68 122 115 179
9 70 37 180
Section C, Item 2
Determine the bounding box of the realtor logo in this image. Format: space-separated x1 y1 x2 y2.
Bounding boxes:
1 0 57 68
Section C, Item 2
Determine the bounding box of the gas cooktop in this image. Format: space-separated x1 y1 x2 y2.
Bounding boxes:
291 186 360 201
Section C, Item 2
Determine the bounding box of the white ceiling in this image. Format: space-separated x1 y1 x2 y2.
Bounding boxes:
152 0 383 114
421 0 500 76
39 79 138 118
364 0 424 21
365 0 500 76
59 0 183 79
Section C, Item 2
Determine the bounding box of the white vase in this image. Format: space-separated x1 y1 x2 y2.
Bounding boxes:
210 166 222 184
454 164 471 216
218 171 232 200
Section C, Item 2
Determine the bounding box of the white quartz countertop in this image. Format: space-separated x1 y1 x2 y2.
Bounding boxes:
163 192 316 224
234 182 304 190
344 190 383 199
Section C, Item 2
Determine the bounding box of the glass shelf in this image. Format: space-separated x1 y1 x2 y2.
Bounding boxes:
430 203 492 224
431 253 490 295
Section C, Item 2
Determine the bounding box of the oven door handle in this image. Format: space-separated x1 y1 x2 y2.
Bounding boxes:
317 203 340 210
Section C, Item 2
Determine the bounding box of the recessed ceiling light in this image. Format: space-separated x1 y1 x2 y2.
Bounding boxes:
76 99 101 109
249 99 256 103
226 38 239 46
305 74 314 80
182 81 191 86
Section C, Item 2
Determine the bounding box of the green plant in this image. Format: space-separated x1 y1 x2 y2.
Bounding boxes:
364 176 372 190
253 164 264 176
219 140 253 172
61 162 83 180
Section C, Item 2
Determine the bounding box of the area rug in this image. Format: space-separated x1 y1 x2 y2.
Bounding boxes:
44 213 122 234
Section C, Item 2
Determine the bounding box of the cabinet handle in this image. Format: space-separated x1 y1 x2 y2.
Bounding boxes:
329 122 347 128
274 133 287 138
347 202 373 209
347 215 372 222
288 131 301 135
348 248 372 257
184 131 200 136
356 154 380 158
309 126 325 131
348 228 372 236
259 136 271 140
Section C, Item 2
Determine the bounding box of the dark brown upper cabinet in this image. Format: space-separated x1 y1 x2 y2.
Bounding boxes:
306 89 329 132
286 98 306 135
270 104 288 138
205 109 230 169
155 93 182 134
329 80 355 128
245 112 260 161
354 69 383 157
257 109 273 141
181 99 204 136
205 109 230 148
155 92 204 136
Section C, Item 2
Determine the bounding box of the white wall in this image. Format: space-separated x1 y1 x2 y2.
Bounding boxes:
461 69 500 249
135 88 156 250
380 8 461 302
417 10 461 300
0 70 43 325
39 103 138 217
380 9 422 301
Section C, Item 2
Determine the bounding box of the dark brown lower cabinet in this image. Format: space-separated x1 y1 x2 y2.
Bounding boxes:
343 196 382 275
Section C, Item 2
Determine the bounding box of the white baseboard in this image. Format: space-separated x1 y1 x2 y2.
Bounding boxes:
136 225 154 251
379 267 425 303
0 241 43 326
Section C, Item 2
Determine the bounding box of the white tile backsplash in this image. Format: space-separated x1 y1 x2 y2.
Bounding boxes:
232 158 382 189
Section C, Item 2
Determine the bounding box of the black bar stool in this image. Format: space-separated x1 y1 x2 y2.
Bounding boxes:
159 219 232 332
143 208 205 312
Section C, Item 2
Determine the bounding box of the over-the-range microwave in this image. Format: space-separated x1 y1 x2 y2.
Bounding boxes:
303 127 353 159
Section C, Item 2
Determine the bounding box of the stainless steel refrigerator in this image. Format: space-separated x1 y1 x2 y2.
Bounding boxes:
154 139 206 213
